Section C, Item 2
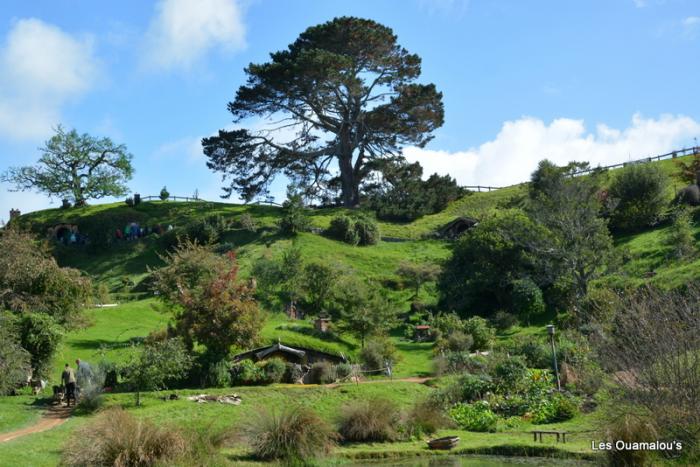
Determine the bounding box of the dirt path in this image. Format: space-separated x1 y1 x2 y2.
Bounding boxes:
0 406 72 443
326 376 431 388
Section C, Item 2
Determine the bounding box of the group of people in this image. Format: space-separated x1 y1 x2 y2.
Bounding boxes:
115 223 173 241
60 359 93 407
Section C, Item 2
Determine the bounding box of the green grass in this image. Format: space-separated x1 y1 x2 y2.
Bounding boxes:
0 382 602 466
0 394 44 433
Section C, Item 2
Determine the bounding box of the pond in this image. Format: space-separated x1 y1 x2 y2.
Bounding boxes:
347 455 591 466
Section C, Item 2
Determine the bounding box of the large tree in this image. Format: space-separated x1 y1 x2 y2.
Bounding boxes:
203 17 444 207
2 125 133 206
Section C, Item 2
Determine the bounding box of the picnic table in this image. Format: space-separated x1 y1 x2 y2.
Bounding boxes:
532 430 567 443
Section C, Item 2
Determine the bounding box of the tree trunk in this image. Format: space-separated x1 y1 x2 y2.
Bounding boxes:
338 154 359 207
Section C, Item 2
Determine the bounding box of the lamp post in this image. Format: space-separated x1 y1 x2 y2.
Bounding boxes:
546 324 561 391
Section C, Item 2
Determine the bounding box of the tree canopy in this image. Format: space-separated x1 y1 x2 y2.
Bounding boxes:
203 16 444 206
1 125 133 206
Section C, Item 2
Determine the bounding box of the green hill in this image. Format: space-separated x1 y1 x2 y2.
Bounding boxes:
11 152 700 380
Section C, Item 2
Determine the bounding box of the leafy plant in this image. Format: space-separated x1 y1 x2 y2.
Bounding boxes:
449 401 498 432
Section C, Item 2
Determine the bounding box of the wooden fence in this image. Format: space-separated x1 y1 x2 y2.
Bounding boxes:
569 145 700 177
138 195 204 202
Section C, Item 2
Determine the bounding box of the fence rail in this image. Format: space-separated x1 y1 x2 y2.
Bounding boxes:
570 145 700 177
463 185 503 192
138 195 204 202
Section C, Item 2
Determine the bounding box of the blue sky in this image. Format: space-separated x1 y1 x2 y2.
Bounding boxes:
1 0 699 222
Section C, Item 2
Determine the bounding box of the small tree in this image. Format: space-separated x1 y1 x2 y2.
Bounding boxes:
159 186 170 201
153 243 262 357
608 163 669 230
1 125 133 206
19 313 63 378
0 228 92 326
124 338 191 406
303 262 340 316
396 261 441 299
510 277 545 324
335 278 399 347
0 314 31 395
278 193 310 235
666 207 696 260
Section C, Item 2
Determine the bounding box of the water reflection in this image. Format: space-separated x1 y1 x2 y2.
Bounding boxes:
349 455 591 466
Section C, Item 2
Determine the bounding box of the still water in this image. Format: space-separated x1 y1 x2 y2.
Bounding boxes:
348 455 591 466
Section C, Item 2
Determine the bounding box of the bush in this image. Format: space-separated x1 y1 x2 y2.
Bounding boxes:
308 361 337 384
506 338 551 369
243 405 336 462
338 397 401 442
510 278 545 324
262 358 286 384
326 215 359 245
402 399 451 438
230 360 263 385
491 355 529 393
284 362 304 384
160 186 170 200
205 359 231 388
604 414 660 467
335 363 353 380
449 401 498 432
434 352 488 375
436 331 473 354
430 374 493 408
325 214 380 246
239 213 258 232
492 311 518 331
0 314 31 396
360 338 397 374
531 393 579 424
19 312 63 378
609 163 669 230
464 316 495 351
62 408 187 466
278 193 310 235
124 196 134 207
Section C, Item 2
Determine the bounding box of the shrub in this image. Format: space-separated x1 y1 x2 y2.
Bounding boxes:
335 363 353 380
402 399 451 438
436 331 473 354
492 311 518 331
278 193 310 235
353 215 380 245
262 358 286 384
284 362 304 384
609 163 669 230
510 278 545 324
326 215 359 245
230 360 262 385
0 314 31 396
325 214 380 246
205 359 231 388
491 355 529 393
435 351 488 375
308 361 336 384
464 316 495 351
62 408 187 466
604 414 660 467
360 338 397 374
430 374 493 408
506 339 551 369
124 197 134 207
338 398 401 442
160 186 170 200
666 206 696 260
531 393 579 424
449 401 498 432
243 405 336 462
488 394 529 417
76 384 104 414
239 213 258 232
19 312 63 378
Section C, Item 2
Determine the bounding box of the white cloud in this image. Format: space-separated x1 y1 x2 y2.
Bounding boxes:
0 18 99 140
404 114 700 187
143 0 246 71
683 16 700 38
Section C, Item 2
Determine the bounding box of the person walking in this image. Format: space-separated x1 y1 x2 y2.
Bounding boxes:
61 364 77 407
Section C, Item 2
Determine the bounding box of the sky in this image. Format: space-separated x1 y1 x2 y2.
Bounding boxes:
1 0 699 222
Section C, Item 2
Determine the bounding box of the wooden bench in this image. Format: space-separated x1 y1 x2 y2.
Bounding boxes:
532 430 567 443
